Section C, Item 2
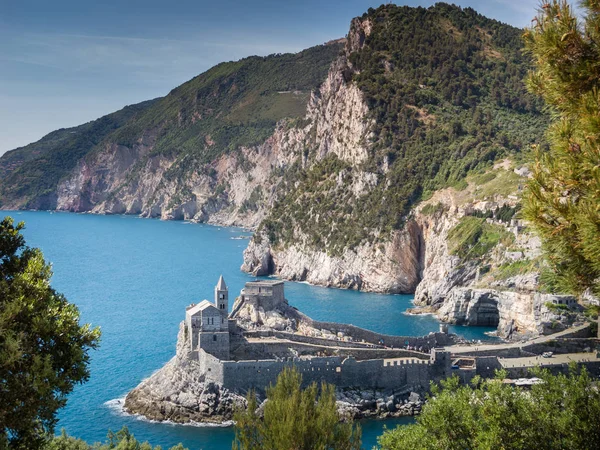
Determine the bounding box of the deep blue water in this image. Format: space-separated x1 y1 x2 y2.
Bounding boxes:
1 211 496 450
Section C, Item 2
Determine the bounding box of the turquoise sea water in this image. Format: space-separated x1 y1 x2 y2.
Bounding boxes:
2 211 496 449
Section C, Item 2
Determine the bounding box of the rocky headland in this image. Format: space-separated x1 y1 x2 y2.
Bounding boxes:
123 294 436 424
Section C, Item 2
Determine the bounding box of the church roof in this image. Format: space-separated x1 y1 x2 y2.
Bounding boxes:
216 275 227 290
186 299 218 316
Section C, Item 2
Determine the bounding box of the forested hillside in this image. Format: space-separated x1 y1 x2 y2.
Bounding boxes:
0 100 156 208
0 42 342 209
0 3 549 294
260 4 546 254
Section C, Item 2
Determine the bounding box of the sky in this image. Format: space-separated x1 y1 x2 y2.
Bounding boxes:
0 0 543 156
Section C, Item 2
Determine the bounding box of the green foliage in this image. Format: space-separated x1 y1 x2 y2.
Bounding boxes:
448 216 513 262
46 427 187 450
262 3 547 252
0 43 342 208
545 301 570 312
492 258 539 280
90 43 342 180
421 202 448 216
378 366 600 450
239 187 263 214
468 204 521 223
523 0 600 297
232 366 361 450
0 101 156 209
0 217 101 449
349 3 545 221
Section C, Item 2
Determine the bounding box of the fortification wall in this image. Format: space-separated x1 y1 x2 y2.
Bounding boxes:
199 350 225 383
299 313 455 349
502 361 600 378
233 338 430 361
475 356 503 378
243 330 432 356
219 355 436 393
198 331 230 360
523 338 600 355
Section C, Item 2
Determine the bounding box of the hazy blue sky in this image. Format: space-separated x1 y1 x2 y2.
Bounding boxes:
0 0 542 155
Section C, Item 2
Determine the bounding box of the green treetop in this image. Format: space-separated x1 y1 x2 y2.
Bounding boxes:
232 366 361 450
523 0 600 296
378 366 600 450
0 217 101 449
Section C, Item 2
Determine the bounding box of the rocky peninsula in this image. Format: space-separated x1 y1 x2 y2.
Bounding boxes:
123 277 599 425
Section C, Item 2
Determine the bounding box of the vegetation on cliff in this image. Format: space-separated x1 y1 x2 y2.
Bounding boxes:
523 0 600 297
0 218 100 449
0 101 155 209
378 367 600 450
261 3 547 253
233 367 362 450
447 216 513 263
0 42 342 209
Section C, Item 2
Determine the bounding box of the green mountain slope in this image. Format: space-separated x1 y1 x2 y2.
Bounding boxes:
0 42 343 208
0 100 156 207
260 3 547 254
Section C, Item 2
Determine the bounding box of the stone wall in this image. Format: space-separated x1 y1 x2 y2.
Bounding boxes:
199 331 230 360
299 313 456 349
242 330 431 356
198 348 449 394
220 355 437 394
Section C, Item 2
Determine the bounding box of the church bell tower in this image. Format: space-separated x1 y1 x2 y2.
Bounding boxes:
214 275 228 317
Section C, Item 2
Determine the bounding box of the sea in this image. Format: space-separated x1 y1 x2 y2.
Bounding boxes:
1 211 497 449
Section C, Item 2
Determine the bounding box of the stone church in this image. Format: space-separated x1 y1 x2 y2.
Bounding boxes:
185 275 230 360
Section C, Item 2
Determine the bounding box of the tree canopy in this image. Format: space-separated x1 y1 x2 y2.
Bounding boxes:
378 367 600 450
0 217 101 449
45 426 187 450
523 0 600 296
232 366 361 450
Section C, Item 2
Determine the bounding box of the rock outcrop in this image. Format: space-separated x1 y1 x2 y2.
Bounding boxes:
123 323 246 424
243 221 422 294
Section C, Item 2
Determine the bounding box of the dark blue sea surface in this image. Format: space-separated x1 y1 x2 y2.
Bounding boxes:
2 211 496 449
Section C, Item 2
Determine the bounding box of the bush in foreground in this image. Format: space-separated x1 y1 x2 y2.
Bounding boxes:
378 367 600 450
233 366 362 450
46 427 188 450
0 218 100 449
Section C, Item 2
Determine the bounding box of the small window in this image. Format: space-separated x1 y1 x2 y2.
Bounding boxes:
213 335 217 341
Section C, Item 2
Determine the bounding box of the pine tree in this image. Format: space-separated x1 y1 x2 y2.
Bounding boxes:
232 367 361 450
523 0 600 296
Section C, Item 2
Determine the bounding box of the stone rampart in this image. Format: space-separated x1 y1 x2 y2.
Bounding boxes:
241 330 430 357
502 361 600 378
298 313 456 349
198 349 443 394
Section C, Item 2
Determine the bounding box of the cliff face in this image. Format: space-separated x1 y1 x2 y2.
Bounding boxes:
55 122 302 228
242 222 422 294
1 5 561 339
